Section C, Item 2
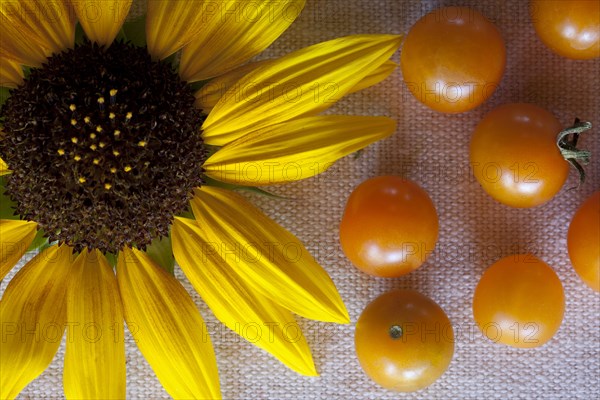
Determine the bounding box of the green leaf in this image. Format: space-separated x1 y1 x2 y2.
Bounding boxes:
146 234 175 275
178 209 195 220
204 145 221 158
22 66 32 79
122 15 147 47
0 177 19 220
0 87 10 108
105 252 118 268
165 53 181 70
189 81 206 92
27 229 49 252
74 22 86 45
114 29 126 42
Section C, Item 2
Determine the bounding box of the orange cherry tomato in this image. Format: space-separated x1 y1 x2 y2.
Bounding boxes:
355 289 454 392
339 176 438 278
400 6 506 113
530 0 600 59
473 254 565 348
470 103 569 208
568 191 600 291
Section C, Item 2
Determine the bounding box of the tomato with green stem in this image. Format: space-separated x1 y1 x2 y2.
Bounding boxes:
355 289 454 392
470 103 591 208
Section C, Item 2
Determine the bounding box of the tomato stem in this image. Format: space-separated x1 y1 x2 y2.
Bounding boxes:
557 119 592 186
389 325 403 339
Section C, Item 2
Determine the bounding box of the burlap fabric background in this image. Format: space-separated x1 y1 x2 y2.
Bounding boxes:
3 0 599 399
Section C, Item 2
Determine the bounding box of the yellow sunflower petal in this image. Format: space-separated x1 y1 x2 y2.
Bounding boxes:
0 245 73 400
0 20 48 67
180 0 306 82
117 247 221 399
1 219 38 280
0 157 11 175
0 1 75 66
0 59 24 88
73 1 132 46
202 34 402 146
64 249 125 400
172 217 318 376
204 115 396 185
195 59 271 112
196 59 396 114
189 186 349 323
346 60 397 95
145 0 206 60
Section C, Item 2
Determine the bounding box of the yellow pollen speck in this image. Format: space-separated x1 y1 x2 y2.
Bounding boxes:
97 97 105 104
96 126 103 133
69 104 76 111
74 155 82 161
124 165 132 172
110 167 117 174
79 177 86 183
110 89 118 96
90 133 97 139
90 144 97 151
114 130 121 137
113 150 120 156
71 137 78 144
93 158 100 165
57 149 65 155
70 119 77 126
125 112 133 120
99 142 106 148
109 112 116 119
138 140 147 147
104 183 112 190
84 116 91 124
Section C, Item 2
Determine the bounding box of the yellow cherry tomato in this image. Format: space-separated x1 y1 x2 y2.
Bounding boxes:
530 0 600 59
355 290 454 392
339 176 439 277
470 103 569 208
568 191 600 291
401 6 506 113
473 254 565 348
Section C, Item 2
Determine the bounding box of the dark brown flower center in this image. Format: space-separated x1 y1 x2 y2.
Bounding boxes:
0 40 206 253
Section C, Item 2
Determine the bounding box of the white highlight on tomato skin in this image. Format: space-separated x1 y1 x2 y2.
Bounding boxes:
363 242 408 266
561 25 577 40
360 240 429 268
556 19 599 50
399 365 428 383
500 172 543 196
379 361 429 390
513 114 531 124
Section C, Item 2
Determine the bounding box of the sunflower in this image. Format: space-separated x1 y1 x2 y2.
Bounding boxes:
0 0 400 398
